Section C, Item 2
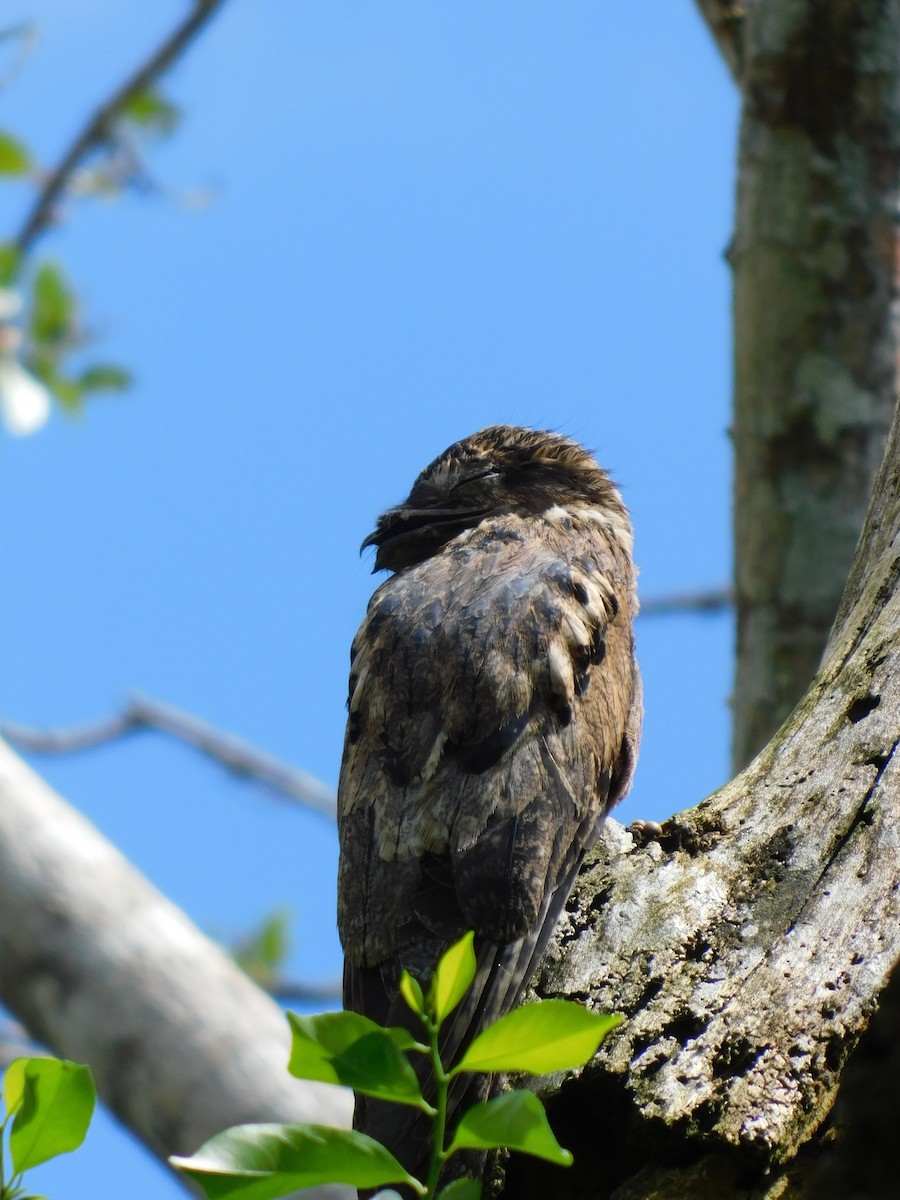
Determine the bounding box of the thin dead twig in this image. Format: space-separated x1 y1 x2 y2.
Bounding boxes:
640 585 732 617
0 692 337 820
0 588 730 817
270 979 343 1006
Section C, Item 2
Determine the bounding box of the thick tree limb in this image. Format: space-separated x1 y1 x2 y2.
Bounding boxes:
14 0 229 256
0 692 337 819
0 741 352 1199
730 0 900 770
508 408 900 1198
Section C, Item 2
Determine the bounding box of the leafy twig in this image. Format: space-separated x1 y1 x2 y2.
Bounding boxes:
14 0 229 256
0 692 337 820
174 932 620 1198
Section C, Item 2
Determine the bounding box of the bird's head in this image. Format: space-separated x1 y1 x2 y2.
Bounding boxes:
362 424 627 572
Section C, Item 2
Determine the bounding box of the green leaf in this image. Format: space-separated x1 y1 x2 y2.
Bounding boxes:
438 1177 483 1199
30 262 75 347
171 1122 425 1199
78 364 132 393
4 1056 27 1113
288 1012 427 1107
0 241 21 286
448 1090 571 1166
430 931 476 1025
0 130 31 176
334 1032 427 1107
28 357 84 412
120 88 181 135
399 971 425 1016
233 910 290 988
8 1058 96 1173
454 1001 622 1076
289 1010 422 1063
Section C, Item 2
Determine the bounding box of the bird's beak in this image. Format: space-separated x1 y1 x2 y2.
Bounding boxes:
360 503 491 571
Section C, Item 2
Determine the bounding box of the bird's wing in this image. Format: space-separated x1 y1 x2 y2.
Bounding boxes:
338 512 640 1175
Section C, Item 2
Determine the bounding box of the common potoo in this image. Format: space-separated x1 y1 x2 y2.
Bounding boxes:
338 425 641 1187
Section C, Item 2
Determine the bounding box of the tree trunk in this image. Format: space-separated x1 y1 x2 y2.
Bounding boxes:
729 0 900 770
498 7 900 1192
505 393 900 1200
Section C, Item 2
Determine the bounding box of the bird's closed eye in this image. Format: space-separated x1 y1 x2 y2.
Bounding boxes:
449 468 501 494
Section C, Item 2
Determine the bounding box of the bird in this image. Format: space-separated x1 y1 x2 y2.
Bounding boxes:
337 424 642 1189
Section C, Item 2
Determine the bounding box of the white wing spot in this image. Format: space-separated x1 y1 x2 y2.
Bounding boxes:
547 640 574 700
579 507 634 555
543 504 571 524
419 730 448 785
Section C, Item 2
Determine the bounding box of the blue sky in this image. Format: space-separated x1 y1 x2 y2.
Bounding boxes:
0 3 737 1196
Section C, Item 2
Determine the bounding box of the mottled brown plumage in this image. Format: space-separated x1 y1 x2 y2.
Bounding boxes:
337 425 641 1187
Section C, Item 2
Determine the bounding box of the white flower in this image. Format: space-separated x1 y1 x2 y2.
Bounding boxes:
0 356 51 435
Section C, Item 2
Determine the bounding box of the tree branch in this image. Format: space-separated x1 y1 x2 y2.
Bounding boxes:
0 582 731 817
0 740 353 1198
0 580 727 826
13 0 229 256
0 692 337 820
638 586 732 617
270 979 343 1006
691 0 746 81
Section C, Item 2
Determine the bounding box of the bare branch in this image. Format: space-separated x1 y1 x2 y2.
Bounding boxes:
639 585 732 617
0 692 337 820
14 0 229 256
691 0 746 82
0 711 134 754
0 580 732 816
270 979 343 1006
0 581 733 817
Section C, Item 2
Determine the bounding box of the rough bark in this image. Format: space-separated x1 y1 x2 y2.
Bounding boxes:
730 0 900 770
503 402 900 1198
0 741 352 1199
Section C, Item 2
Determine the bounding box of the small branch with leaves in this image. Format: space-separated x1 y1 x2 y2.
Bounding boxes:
231 909 342 1006
173 932 621 1200
13 0 228 255
0 0 229 435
